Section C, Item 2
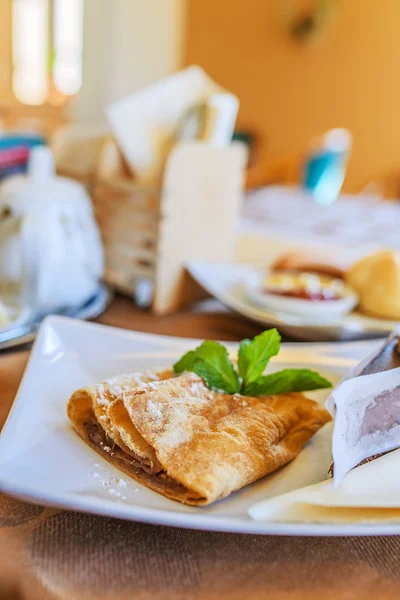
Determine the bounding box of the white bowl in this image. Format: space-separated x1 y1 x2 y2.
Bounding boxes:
246 271 358 323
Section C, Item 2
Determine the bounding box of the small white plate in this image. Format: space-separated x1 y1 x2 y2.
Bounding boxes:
2 316 400 536
188 261 398 341
245 270 358 322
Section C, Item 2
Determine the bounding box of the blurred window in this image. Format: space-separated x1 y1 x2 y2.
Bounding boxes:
12 0 49 105
12 0 83 105
53 0 83 96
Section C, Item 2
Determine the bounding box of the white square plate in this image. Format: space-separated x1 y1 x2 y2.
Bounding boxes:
0 316 396 536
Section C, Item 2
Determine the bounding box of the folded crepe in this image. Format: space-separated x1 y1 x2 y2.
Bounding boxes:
68 371 331 505
327 330 400 484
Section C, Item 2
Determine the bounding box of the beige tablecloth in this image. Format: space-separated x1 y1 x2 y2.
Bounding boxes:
1 299 400 600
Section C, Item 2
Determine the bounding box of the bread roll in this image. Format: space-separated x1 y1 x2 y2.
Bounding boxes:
346 250 400 319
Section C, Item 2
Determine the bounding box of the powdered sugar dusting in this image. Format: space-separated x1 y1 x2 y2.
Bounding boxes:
190 381 207 396
96 385 110 406
233 394 248 407
147 371 160 381
100 442 113 455
160 424 190 448
106 373 146 396
95 370 165 404
132 374 148 387
137 374 211 450
107 488 123 497
90 463 132 500
187 372 200 381
146 399 163 419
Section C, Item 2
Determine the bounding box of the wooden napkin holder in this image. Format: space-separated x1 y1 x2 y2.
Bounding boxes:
93 138 247 314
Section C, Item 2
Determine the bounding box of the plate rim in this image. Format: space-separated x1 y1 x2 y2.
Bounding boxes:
4 476 400 537
1 315 396 537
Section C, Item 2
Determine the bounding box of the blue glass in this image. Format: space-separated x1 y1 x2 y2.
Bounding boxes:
303 149 348 205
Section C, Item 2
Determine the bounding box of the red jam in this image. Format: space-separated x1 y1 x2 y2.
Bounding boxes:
265 288 339 301
263 272 344 302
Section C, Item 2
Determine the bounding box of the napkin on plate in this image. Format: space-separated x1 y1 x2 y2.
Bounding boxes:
249 449 400 523
106 65 239 184
325 329 400 485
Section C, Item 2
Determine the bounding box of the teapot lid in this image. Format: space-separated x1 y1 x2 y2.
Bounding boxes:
27 145 55 182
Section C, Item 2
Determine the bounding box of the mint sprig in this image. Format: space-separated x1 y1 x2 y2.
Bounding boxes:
243 369 332 397
173 350 197 374
238 329 281 391
173 329 332 397
194 341 240 394
174 341 240 393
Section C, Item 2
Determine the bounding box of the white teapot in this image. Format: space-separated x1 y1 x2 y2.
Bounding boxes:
0 146 104 314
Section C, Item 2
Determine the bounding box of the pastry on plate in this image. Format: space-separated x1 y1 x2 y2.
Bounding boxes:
346 250 400 320
68 371 331 505
68 330 332 505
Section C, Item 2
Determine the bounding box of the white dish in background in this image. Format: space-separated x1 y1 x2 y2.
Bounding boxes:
0 284 113 351
245 270 358 322
2 316 400 536
0 299 32 334
188 261 398 341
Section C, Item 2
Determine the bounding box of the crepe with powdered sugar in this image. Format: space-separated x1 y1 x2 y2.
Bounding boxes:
68 371 331 505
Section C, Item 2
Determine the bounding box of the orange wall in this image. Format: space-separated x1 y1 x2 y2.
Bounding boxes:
0 0 14 105
184 0 400 191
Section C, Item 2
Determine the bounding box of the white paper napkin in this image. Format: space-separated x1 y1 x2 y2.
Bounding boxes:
106 65 238 183
249 449 400 523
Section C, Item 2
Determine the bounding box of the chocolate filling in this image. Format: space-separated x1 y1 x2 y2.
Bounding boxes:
360 386 400 439
358 336 400 443
83 417 160 475
328 453 386 477
83 417 196 497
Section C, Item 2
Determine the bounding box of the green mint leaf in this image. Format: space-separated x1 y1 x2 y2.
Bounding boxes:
173 350 197 374
173 334 331 399
243 369 332 396
192 341 240 394
237 338 251 377
238 329 281 387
